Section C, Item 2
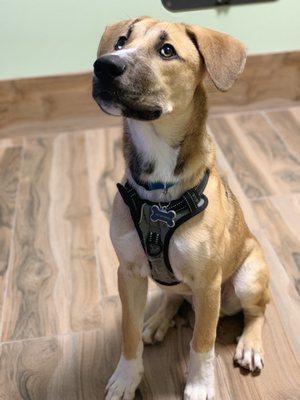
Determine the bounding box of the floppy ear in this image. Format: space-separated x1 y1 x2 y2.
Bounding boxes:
97 17 149 57
188 26 247 91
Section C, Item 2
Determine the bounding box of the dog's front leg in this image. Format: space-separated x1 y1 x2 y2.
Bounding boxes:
184 273 221 400
106 265 148 400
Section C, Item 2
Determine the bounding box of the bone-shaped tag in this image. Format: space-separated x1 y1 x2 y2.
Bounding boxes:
150 205 176 228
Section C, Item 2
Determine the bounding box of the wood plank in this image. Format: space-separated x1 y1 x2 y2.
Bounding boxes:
235 113 300 194
85 128 123 298
252 195 300 296
0 298 118 400
0 147 22 321
209 113 300 199
0 293 299 400
0 336 60 400
264 109 300 160
1 133 102 341
208 129 260 234
208 116 275 199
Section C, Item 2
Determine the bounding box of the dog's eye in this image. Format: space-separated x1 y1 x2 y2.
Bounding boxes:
159 43 176 59
115 36 127 51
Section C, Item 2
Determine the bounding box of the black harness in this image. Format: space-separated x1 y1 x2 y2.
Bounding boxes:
117 170 210 286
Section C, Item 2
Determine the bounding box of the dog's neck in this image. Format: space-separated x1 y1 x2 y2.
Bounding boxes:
123 86 215 202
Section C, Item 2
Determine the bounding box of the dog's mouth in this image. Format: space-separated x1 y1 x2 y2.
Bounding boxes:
92 77 163 121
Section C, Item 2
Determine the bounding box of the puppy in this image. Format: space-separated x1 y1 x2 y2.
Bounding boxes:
92 17 269 400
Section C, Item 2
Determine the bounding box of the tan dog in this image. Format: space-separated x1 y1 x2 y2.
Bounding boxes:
92 17 269 400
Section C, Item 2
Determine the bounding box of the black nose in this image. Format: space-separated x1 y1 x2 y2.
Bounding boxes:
93 55 127 79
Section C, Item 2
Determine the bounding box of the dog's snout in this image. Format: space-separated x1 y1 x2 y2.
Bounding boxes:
93 56 127 79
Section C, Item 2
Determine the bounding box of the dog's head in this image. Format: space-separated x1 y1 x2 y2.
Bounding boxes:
92 17 246 121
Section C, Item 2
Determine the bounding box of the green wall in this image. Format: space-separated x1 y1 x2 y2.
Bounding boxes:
1 0 299 80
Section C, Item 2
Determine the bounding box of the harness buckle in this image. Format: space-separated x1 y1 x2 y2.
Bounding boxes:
146 232 163 257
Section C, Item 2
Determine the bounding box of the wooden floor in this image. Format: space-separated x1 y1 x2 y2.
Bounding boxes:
0 104 300 400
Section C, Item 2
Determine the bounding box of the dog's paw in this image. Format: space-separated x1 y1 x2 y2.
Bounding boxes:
142 314 175 344
184 383 215 400
234 337 264 372
184 347 215 400
105 356 143 400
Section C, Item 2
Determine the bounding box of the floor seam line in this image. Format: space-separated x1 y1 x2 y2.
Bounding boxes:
0 138 26 340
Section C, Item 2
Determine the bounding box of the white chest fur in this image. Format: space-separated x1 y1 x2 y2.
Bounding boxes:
127 118 180 185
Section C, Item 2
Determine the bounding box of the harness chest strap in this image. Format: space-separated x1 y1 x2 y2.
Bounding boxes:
117 170 210 286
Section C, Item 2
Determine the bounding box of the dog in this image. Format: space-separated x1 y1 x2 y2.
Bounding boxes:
92 17 270 400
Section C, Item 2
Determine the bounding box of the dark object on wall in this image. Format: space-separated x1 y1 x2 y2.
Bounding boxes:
162 0 277 12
